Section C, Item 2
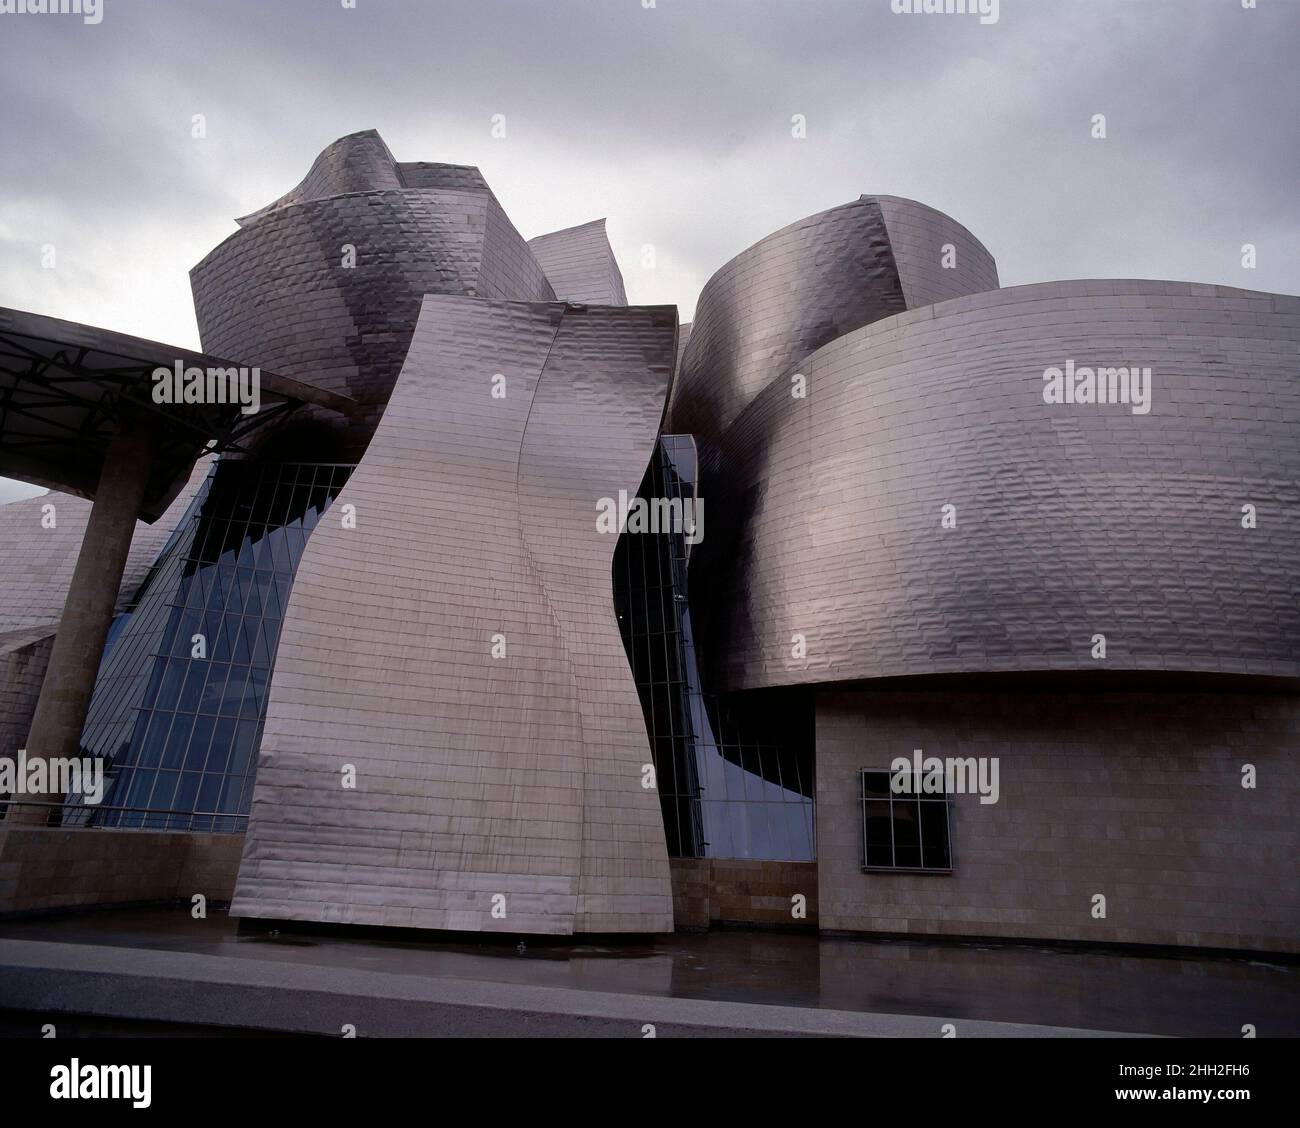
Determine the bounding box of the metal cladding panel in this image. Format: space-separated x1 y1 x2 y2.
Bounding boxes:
230 296 677 935
191 189 554 456
676 321 693 368
667 198 902 452
667 195 997 454
235 129 404 226
0 457 210 633
872 194 999 308
694 280 1300 691
527 218 628 306
397 162 492 193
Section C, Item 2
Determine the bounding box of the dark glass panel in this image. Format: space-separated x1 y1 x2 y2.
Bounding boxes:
862 770 892 799
69 461 352 831
919 800 952 869
177 662 208 713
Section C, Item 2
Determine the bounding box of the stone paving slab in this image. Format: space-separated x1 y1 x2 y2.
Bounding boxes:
0 938 1150 1038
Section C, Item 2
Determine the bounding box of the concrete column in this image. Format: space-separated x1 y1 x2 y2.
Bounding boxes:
7 416 156 826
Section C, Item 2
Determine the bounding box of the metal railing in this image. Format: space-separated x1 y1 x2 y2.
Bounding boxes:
0 798 248 833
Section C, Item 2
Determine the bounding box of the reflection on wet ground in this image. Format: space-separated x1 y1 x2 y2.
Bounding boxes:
0 908 1294 1036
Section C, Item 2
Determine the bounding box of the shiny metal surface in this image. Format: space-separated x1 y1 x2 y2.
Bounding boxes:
190 130 555 458
527 218 628 305
666 194 997 452
231 296 677 934
699 280 1300 690
0 459 210 634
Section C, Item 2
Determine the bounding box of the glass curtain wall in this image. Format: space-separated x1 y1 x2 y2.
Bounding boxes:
613 435 815 861
64 459 352 831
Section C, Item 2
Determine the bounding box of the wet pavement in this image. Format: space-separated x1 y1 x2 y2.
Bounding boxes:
0 908 1295 1036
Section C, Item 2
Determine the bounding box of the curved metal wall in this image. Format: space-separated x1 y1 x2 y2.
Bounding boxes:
874 194 1001 309
0 458 210 634
528 218 628 306
231 295 677 934
666 195 997 450
235 129 404 226
697 280 1300 690
190 134 554 458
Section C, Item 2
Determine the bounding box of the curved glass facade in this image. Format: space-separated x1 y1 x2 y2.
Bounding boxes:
613 435 815 861
64 460 351 831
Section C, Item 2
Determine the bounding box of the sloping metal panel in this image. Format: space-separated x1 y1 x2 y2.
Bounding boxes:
528 218 628 306
231 296 677 934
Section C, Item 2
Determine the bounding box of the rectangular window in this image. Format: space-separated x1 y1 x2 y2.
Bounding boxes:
860 769 952 872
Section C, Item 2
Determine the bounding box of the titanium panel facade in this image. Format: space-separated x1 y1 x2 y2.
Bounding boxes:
666 195 997 453
874 194 1001 309
191 132 554 459
0 626 56 774
235 130 405 226
527 218 629 306
699 281 1300 690
230 296 677 934
0 459 211 634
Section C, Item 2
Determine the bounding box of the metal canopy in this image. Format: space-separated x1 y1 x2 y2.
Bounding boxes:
0 306 354 521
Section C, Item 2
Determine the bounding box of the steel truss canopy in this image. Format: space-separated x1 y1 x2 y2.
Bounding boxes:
0 306 354 521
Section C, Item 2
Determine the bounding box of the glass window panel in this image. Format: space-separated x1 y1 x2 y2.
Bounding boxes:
160 715 196 770
787 803 814 862
700 799 731 858
216 772 245 814
865 837 894 869
184 714 218 772
919 800 952 869
173 772 201 816
228 719 262 778
156 658 186 708
862 770 891 798
761 803 789 861
250 620 272 667
148 771 180 812
177 661 208 713
242 668 268 716
168 611 203 658
203 716 238 777
740 747 764 800
133 713 172 771
230 619 253 665
198 663 231 714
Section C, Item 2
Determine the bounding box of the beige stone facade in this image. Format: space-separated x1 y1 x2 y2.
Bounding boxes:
815 686 1299 953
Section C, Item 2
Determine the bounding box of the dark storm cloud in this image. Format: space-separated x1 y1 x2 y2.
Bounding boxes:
0 0 1295 501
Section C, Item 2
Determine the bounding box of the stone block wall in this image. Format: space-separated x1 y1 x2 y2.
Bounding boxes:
816 686 1300 953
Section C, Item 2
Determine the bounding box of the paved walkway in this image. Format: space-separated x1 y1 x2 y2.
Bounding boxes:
0 909 1293 1037
0 938 1133 1038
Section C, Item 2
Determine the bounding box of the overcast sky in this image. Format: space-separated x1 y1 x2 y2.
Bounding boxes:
1 0 1296 503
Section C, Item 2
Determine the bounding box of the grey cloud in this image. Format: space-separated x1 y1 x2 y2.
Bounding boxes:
0 0 1294 357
